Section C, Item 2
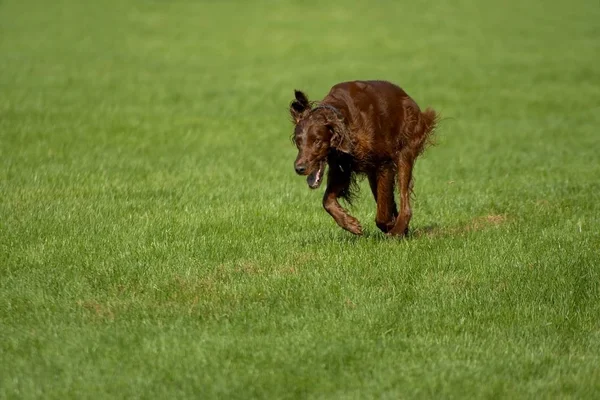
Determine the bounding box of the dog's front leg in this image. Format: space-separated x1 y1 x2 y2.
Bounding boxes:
322 179 362 236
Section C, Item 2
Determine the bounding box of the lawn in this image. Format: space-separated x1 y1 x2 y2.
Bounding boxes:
1 0 599 398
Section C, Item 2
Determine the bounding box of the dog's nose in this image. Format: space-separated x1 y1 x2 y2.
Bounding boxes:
295 164 306 175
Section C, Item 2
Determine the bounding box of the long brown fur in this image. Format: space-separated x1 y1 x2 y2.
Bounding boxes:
290 80 438 237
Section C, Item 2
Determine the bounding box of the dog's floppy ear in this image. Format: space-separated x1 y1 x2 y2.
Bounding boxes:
328 117 352 154
290 90 310 123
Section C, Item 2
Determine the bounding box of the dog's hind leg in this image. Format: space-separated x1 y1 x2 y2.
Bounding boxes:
323 169 362 235
368 168 398 233
388 149 415 237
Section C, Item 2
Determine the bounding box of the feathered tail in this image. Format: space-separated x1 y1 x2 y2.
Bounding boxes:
416 107 439 155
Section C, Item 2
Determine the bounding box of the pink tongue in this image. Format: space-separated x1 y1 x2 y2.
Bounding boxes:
306 163 324 189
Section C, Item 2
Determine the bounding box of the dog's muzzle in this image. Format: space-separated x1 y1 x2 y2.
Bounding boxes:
306 161 325 189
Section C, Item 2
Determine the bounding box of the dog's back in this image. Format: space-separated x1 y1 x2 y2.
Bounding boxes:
322 80 436 165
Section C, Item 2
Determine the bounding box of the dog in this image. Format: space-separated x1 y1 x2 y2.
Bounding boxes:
290 80 438 237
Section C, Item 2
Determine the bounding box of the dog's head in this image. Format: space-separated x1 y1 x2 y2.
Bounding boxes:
289 90 351 189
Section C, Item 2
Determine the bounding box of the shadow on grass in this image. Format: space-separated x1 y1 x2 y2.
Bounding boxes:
412 214 508 239
353 214 509 242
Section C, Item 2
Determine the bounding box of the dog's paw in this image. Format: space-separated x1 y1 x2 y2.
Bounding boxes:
376 219 396 234
386 226 409 238
386 216 410 237
345 218 363 235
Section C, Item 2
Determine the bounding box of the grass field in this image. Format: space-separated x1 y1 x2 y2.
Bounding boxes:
1 0 600 398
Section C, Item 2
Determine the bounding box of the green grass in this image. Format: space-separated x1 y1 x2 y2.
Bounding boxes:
1 0 600 398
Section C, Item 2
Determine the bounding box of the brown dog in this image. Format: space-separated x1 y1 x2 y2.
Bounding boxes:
290 80 437 237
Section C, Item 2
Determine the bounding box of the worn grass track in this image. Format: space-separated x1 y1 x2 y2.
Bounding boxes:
1 0 599 398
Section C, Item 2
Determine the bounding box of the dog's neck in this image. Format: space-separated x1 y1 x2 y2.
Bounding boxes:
311 103 344 120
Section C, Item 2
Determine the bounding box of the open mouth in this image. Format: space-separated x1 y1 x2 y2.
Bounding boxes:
306 161 325 189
